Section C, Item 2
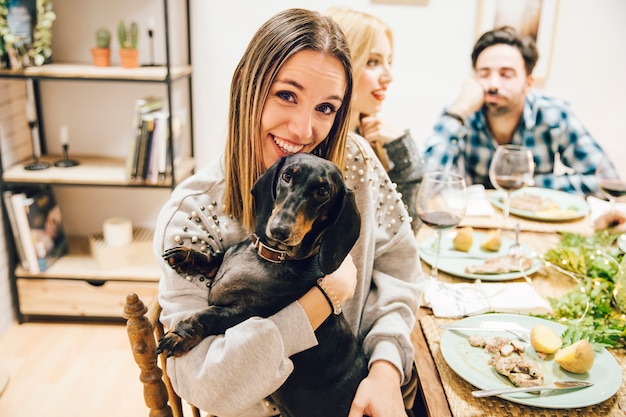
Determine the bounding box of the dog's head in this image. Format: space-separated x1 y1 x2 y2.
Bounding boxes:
251 153 361 274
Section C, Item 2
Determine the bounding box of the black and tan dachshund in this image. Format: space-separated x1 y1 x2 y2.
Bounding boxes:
158 153 368 417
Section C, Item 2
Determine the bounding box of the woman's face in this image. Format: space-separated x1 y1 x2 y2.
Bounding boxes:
261 50 346 169
353 31 393 117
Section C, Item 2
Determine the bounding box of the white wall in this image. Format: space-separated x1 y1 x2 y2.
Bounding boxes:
190 0 626 178
2 0 624 332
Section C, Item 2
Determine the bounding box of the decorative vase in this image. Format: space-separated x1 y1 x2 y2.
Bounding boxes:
91 48 111 67
119 48 139 69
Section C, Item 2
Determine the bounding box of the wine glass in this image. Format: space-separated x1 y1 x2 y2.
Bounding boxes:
596 155 626 214
417 171 467 279
489 145 534 230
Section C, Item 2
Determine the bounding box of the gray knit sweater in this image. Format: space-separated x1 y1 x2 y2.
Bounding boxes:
154 134 422 416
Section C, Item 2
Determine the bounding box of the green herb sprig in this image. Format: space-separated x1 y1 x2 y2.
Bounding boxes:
539 230 626 349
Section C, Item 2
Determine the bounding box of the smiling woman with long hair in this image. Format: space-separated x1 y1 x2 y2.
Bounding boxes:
154 8 422 416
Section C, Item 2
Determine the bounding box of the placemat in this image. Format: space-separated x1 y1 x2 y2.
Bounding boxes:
420 315 626 416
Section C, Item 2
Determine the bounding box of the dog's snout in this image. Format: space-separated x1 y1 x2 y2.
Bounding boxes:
268 223 292 242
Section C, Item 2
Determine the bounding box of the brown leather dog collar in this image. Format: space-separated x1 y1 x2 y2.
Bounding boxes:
251 234 292 263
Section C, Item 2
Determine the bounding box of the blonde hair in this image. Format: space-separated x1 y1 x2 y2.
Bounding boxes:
224 8 354 231
324 6 394 80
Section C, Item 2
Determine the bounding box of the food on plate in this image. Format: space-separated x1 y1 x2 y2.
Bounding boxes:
453 227 474 252
554 339 595 373
468 334 543 388
492 356 544 388
465 254 533 274
480 230 501 251
530 324 563 354
510 192 560 212
468 335 525 356
535 208 578 217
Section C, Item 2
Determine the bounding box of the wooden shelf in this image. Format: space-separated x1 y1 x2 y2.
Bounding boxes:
2 154 194 187
14 235 160 282
0 63 192 82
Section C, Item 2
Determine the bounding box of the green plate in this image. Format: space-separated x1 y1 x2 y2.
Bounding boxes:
440 314 622 409
419 232 542 281
490 187 589 221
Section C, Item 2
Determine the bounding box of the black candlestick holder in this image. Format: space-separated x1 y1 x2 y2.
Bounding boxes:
54 144 80 167
24 120 50 171
145 28 156 67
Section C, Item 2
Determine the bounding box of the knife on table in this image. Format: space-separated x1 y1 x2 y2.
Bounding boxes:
472 380 594 398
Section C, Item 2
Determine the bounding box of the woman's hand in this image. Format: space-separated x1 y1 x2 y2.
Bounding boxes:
359 115 405 146
348 360 407 417
299 255 357 328
323 254 357 304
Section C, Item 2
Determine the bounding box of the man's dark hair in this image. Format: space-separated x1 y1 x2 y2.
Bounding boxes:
471 26 539 75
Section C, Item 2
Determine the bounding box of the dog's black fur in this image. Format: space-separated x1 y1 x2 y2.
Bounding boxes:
157 153 368 417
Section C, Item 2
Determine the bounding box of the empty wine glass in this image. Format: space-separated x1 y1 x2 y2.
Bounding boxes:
489 145 534 230
417 171 467 279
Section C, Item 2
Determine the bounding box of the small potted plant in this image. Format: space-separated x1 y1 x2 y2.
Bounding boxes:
91 28 111 67
118 20 139 68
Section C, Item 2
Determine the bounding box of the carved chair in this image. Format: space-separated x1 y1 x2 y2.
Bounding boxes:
124 292 205 417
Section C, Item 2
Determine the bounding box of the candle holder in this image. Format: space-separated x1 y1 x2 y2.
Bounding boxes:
54 144 80 167
54 125 79 167
145 20 156 67
24 119 50 171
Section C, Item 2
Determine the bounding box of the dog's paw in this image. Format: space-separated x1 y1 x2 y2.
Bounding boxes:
156 331 193 358
156 319 205 358
163 246 219 279
163 247 194 273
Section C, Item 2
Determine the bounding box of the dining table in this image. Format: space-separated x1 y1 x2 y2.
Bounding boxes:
411 191 626 417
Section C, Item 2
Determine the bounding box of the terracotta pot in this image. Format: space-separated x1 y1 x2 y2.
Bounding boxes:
119 48 139 69
91 48 111 67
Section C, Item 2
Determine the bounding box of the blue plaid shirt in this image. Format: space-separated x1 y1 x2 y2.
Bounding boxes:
423 91 615 195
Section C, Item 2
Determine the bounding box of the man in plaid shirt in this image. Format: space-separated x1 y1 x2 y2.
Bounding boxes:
423 26 616 196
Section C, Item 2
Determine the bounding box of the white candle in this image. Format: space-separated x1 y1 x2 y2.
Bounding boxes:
26 102 35 121
148 16 156 31
60 125 69 145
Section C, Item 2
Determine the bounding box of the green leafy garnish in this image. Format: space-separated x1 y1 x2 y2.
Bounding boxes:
537 230 626 348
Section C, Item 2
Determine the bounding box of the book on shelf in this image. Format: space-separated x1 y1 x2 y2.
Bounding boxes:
134 114 155 180
125 96 165 182
146 111 170 183
7 186 68 273
3 191 29 270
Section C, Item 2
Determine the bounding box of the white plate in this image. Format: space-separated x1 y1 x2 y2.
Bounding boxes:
490 188 589 221
440 314 622 409
419 232 541 281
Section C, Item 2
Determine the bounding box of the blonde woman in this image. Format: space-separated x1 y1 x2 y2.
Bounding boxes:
155 8 422 417
326 6 423 233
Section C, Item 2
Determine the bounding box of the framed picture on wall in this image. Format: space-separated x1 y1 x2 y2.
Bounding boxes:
0 0 55 69
476 0 560 81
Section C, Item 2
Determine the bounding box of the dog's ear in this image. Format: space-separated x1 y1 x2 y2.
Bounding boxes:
252 157 284 224
318 187 361 274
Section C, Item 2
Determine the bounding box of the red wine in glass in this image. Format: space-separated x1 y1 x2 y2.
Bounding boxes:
419 211 462 230
598 179 626 199
493 175 526 192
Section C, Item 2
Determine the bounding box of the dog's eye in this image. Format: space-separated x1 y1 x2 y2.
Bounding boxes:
316 186 329 197
281 172 292 183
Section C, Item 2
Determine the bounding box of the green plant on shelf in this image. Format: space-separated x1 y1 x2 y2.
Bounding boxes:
117 20 138 49
95 27 111 49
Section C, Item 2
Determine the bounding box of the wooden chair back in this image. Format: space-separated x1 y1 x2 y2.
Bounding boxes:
124 292 203 417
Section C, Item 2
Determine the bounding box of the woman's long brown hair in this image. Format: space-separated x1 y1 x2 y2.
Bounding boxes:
224 8 354 232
